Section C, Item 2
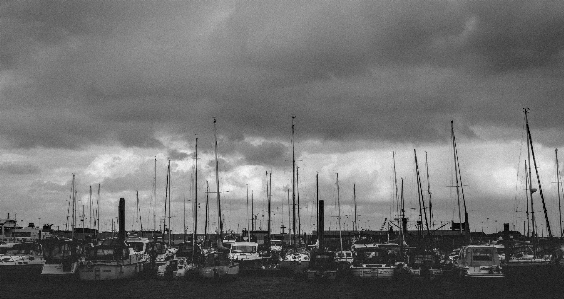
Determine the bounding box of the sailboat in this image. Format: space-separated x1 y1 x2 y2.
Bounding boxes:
198 118 239 280
503 109 554 281
279 116 310 275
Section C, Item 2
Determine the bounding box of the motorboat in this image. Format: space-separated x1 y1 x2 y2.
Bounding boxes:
453 245 504 278
0 241 45 279
41 237 83 279
348 243 397 280
77 238 146 281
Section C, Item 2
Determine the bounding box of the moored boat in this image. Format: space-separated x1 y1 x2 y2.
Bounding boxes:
41 237 82 279
348 243 396 280
0 241 45 279
453 245 503 279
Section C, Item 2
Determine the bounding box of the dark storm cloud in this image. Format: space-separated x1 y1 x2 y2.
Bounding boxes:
2 0 564 151
167 149 189 161
236 140 288 167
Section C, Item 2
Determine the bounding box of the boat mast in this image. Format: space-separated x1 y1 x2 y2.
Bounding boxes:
204 181 209 243
97 184 100 238
194 138 198 242
246 184 249 240
451 121 466 235
268 171 272 252
168 159 172 245
400 178 405 259
292 116 296 248
524 108 552 238
72 174 76 239
164 164 168 236
153 157 157 233
525 160 530 238
89 185 92 229
425 151 433 229
353 183 357 232
336 173 343 252
297 166 301 240
316 173 319 237
556 149 563 238
393 152 399 229
414 149 430 236
213 117 223 239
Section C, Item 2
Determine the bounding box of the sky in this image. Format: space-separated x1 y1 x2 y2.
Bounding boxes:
2 0 564 236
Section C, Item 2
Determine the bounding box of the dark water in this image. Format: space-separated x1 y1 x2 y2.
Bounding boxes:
0 276 561 299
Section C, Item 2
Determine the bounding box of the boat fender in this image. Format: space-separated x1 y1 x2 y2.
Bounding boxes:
86 261 93 269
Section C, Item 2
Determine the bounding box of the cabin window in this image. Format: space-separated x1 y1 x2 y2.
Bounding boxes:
472 248 494 261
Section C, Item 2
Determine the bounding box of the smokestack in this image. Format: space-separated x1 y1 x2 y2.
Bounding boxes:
119 198 125 240
318 200 324 251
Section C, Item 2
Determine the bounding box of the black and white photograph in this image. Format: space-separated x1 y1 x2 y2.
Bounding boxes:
1 0 564 298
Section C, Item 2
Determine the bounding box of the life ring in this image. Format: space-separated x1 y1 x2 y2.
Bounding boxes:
86 261 93 269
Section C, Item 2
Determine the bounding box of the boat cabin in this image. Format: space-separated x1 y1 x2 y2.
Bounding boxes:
455 245 503 278
229 242 259 261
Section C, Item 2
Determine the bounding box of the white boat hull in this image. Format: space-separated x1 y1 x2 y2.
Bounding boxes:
41 262 79 277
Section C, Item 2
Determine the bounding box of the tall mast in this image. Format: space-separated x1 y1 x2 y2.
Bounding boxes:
556 149 562 238
252 190 254 231
414 149 430 236
213 117 223 237
451 121 463 234
316 173 319 235
287 189 291 239
525 160 530 237
425 152 433 228
353 184 357 232
268 171 272 251
336 173 343 252
97 184 100 237
393 152 399 227
246 184 249 240
297 166 301 239
164 164 168 236
194 138 198 240
524 108 552 238
72 174 76 239
204 181 209 242
153 157 157 233
168 160 172 245
89 185 92 229
292 116 296 248
136 190 140 231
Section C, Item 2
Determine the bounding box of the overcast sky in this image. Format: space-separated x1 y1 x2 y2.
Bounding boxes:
2 0 564 236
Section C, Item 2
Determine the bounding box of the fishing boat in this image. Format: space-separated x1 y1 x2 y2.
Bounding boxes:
348 243 397 280
41 237 82 278
0 241 45 279
453 245 503 278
